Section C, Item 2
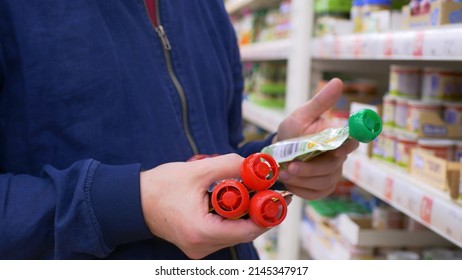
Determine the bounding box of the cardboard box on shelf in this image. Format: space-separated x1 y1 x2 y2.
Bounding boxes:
410 148 462 199
337 213 452 247
395 111 462 139
301 219 376 260
403 2 462 29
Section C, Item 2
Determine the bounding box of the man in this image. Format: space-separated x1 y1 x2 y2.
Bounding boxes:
0 0 357 259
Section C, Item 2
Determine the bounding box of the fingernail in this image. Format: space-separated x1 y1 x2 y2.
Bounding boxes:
288 164 300 175
279 171 291 181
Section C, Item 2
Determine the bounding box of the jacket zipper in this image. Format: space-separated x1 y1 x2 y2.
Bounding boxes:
143 0 199 155
143 0 239 260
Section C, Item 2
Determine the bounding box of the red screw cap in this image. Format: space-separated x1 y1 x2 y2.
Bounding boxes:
241 153 279 191
210 180 250 219
249 190 287 228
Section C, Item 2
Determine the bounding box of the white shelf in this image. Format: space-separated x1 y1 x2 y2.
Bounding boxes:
240 39 290 61
312 25 462 61
225 0 252 13
242 99 285 133
225 0 282 15
301 220 373 260
343 153 462 248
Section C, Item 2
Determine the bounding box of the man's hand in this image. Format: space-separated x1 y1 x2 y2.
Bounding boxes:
139 154 268 259
276 78 359 200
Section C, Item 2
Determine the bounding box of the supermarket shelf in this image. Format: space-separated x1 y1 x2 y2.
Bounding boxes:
312 25 462 61
301 220 372 260
343 153 462 248
225 0 282 15
240 39 290 61
242 99 285 132
301 221 335 260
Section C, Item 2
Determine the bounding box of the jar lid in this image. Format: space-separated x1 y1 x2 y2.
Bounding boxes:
439 71 462 77
443 101 462 108
422 67 446 73
381 131 392 138
364 0 391 6
454 140 462 146
348 109 382 143
407 99 443 107
390 65 421 73
396 134 418 142
383 94 396 101
417 139 456 147
394 96 411 104
387 251 420 260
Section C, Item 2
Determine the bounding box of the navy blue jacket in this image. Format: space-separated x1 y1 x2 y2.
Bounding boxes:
0 0 273 259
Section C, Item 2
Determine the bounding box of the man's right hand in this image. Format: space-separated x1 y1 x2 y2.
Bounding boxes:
139 153 269 259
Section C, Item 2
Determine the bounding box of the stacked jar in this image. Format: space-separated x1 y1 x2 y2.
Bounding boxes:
393 97 410 130
421 68 462 102
372 134 385 159
362 0 391 32
382 94 395 127
417 139 456 161
381 64 462 171
389 65 421 99
443 101 462 126
351 0 364 33
382 132 396 163
455 140 462 162
395 135 418 170
406 99 443 133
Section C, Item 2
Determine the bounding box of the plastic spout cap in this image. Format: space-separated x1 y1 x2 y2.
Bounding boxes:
348 109 382 143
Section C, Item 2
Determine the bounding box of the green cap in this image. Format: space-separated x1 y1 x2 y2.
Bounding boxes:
348 109 382 143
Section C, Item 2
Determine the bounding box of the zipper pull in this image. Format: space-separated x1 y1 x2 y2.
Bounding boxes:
155 25 171 50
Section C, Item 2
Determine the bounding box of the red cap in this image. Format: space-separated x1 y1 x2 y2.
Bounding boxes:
249 190 287 228
210 180 250 219
241 153 279 191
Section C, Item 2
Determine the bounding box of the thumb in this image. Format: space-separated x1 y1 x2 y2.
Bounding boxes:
190 153 244 186
291 78 343 124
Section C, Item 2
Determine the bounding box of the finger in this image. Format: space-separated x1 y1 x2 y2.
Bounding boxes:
284 153 347 177
280 166 343 192
288 183 337 201
291 78 343 125
333 139 360 157
203 213 269 244
284 194 293 205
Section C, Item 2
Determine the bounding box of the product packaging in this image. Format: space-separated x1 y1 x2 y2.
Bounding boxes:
410 148 461 198
190 153 288 228
261 109 382 164
403 1 462 28
389 65 421 99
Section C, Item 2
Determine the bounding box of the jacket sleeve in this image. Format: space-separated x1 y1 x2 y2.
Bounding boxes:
0 159 152 259
0 42 4 91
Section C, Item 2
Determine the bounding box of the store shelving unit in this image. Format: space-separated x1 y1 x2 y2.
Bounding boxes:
228 0 313 260
226 0 282 14
240 39 290 61
242 100 284 132
344 153 462 248
227 0 462 259
312 24 462 61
